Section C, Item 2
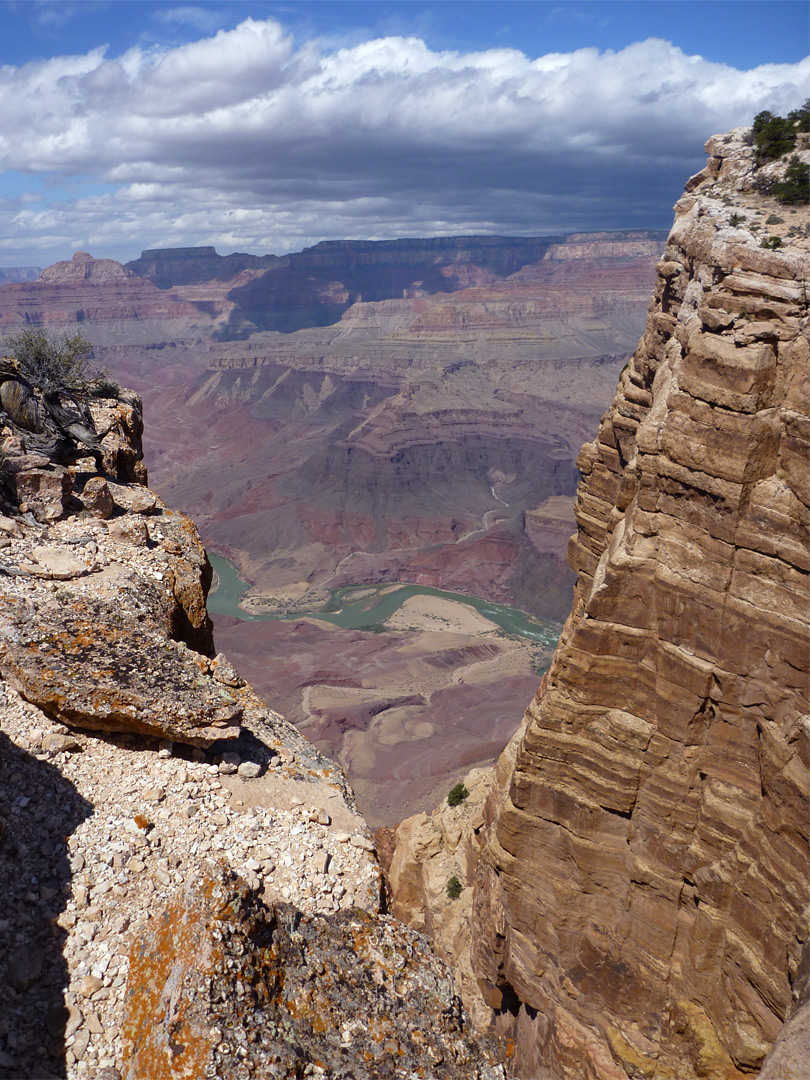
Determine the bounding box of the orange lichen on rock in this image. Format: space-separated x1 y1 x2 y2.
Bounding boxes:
122 866 506 1079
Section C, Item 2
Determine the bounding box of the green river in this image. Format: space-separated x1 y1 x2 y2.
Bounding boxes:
207 554 560 646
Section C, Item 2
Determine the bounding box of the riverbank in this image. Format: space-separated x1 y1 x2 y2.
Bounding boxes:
207 553 562 825
208 554 559 646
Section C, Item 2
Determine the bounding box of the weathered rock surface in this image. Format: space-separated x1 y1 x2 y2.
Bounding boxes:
388 764 501 1031
0 370 501 1079
122 866 505 1080
0 387 233 744
391 127 810 1078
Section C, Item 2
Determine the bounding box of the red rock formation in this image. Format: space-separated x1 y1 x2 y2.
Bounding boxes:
389 128 809 1079
468 127 810 1079
0 251 210 332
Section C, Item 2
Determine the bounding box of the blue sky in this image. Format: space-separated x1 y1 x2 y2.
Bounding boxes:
0 1 807 266
3 2 808 69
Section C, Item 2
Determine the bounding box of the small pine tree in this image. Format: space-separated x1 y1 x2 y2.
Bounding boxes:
446 875 462 900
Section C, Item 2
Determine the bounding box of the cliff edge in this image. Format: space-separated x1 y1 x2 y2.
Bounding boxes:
391 126 809 1078
0 372 504 1077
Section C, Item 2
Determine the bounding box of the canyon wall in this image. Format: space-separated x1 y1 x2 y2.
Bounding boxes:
125 232 664 335
391 128 809 1077
472 126 810 1079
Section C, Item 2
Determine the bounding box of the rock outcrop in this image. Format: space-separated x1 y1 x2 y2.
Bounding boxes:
0 371 503 1078
122 867 503 1080
0 251 214 336
391 128 809 1077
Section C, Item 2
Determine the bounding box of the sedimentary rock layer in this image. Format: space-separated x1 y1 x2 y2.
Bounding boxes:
0 251 212 335
128 234 664 334
387 129 809 1078
469 126 810 1080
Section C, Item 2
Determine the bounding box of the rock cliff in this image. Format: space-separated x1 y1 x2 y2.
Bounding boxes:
0 251 213 338
126 233 665 335
391 127 809 1077
0 373 504 1077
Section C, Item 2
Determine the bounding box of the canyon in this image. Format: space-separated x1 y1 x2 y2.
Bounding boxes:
390 127 810 1078
0 231 665 823
0 120 806 1080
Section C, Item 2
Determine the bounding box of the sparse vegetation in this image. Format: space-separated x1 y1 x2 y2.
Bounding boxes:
760 236 783 250
446 875 462 900
447 782 469 807
729 213 744 227
765 214 785 224
747 102 810 207
89 375 121 398
3 328 98 391
771 157 810 206
751 101 809 161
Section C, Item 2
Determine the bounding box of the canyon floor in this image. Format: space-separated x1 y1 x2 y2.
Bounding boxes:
210 603 552 827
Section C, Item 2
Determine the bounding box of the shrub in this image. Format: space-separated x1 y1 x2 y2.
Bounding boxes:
446 875 462 900
752 101 809 162
772 158 810 206
447 782 469 807
3 329 97 391
89 376 121 398
760 236 783 250
765 214 785 224
752 110 796 161
729 213 744 227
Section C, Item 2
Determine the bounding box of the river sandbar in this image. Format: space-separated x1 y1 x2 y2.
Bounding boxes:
384 594 499 635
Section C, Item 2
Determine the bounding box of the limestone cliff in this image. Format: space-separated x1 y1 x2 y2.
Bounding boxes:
0 375 503 1077
391 128 809 1078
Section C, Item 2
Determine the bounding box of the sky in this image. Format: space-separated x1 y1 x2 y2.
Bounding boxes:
0 1 807 268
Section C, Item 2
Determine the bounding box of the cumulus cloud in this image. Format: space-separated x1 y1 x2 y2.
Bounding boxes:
0 18 807 264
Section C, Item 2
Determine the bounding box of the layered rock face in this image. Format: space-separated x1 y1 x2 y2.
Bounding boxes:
126 233 664 334
391 129 809 1077
0 251 216 337
470 128 810 1078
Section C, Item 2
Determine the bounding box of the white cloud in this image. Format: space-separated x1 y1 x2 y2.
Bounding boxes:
0 19 807 264
152 6 228 33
